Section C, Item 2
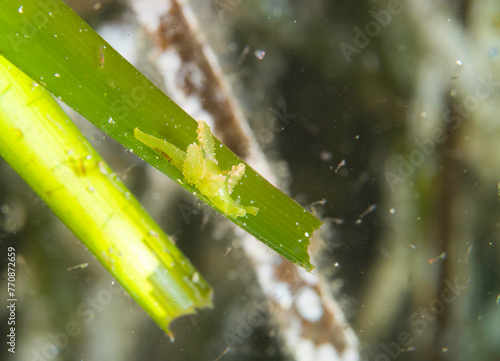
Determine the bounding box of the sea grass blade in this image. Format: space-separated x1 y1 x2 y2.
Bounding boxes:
0 56 212 336
0 0 322 270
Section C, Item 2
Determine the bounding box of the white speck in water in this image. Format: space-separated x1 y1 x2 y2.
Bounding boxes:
456 60 463 66
18 6 23 13
304 232 310 237
298 239 302 243
334 262 339 267
355 134 360 140
111 281 115 285
86 155 92 160
54 73 60 78
255 49 266 60
390 208 396 214
296 222 299 226
108 117 115 124
192 272 199 283
88 186 95 192
320 150 333 162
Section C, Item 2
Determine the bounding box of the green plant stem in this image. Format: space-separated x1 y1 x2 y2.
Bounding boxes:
0 56 212 337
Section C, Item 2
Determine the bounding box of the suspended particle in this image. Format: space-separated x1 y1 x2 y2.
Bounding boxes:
355 204 377 223
335 159 346 173
320 150 333 161
67 263 90 271
428 252 446 264
254 49 266 60
214 347 231 361
402 347 415 352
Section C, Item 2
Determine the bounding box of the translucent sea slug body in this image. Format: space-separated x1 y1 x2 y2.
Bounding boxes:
134 121 259 218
